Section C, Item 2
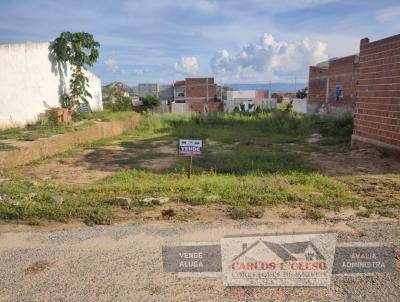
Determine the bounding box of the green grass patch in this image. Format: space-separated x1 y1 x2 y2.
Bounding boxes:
0 111 135 144
0 142 17 151
0 169 361 223
0 111 373 224
0 121 95 142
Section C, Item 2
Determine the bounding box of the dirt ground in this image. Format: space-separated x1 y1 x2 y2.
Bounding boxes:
300 147 400 176
15 139 178 185
14 138 400 186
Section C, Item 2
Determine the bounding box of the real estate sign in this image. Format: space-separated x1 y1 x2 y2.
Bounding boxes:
178 139 203 156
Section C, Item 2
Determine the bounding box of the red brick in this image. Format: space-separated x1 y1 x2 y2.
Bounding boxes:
354 34 400 149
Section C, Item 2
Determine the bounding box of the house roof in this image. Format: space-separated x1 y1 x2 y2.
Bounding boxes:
232 239 325 262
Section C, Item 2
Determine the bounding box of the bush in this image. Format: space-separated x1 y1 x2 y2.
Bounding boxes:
104 94 132 112
114 95 132 111
141 95 161 110
45 108 60 125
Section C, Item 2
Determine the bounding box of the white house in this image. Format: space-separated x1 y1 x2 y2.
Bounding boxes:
0 41 102 127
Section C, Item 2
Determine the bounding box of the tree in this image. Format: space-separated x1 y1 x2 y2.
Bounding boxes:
113 93 132 112
296 87 308 99
51 32 100 112
141 95 161 110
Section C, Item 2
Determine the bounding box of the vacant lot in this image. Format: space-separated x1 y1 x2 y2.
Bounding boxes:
1 111 399 225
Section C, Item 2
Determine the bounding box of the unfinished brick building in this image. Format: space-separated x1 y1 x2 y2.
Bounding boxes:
173 77 222 113
308 55 359 115
352 34 400 154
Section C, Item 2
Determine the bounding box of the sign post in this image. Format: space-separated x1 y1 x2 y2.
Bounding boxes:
178 139 203 179
187 156 193 179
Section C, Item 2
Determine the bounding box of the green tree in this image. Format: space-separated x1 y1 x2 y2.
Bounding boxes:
51 32 100 112
296 87 308 99
113 93 132 112
141 95 161 110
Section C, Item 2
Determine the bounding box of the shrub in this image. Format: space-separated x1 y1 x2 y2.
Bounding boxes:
141 95 161 110
113 94 132 112
230 205 264 219
46 108 60 125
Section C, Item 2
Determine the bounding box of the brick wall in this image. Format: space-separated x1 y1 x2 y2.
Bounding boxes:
178 77 221 113
353 35 400 151
185 78 216 100
308 55 358 115
187 99 221 113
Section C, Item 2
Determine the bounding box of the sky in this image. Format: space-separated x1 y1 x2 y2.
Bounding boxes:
1 0 400 86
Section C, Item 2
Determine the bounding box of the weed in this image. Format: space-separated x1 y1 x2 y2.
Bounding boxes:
356 210 371 218
305 208 325 220
230 205 264 220
376 208 398 218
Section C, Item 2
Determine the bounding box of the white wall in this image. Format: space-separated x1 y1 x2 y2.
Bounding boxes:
293 98 308 114
226 90 256 100
0 42 102 127
223 98 277 112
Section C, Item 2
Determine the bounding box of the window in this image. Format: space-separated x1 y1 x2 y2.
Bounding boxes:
335 85 343 102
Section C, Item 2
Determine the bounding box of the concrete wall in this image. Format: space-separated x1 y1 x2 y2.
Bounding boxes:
352 35 400 154
171 102 191 113
226 90 256 100
226 90 269 100
138 83 158 97
158 84 173 101
138 83 174 101
223 98 277 112
0 114 141 169
292 98 308 114
0 42 102 127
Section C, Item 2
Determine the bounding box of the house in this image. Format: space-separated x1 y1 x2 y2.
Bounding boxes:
173 77 221 113
307 55 359 116
138 83 174 103
0 42 102 127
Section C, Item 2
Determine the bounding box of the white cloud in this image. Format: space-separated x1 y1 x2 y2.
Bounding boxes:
104 59 118 72
211 33 328 82
376 6 400 23
174 56 199 74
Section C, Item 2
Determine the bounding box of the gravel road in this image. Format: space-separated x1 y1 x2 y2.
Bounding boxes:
0 219 398 302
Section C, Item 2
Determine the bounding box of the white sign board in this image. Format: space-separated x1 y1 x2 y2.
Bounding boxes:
178 139 203 156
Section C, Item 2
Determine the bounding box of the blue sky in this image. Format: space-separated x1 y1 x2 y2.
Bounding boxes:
1 0 399 86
